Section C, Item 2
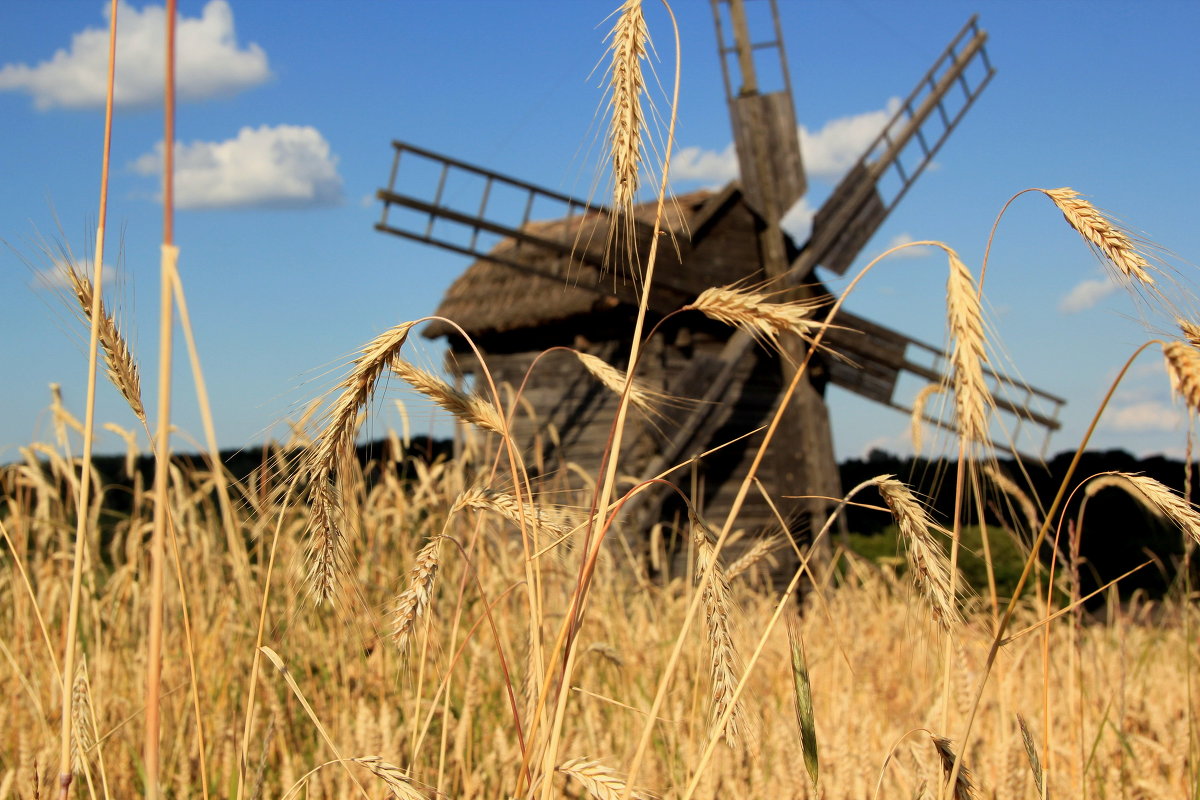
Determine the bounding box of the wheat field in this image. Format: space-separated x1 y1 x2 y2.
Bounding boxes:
2 1 1198 798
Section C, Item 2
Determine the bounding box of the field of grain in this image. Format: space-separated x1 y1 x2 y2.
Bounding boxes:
2 2 1198 799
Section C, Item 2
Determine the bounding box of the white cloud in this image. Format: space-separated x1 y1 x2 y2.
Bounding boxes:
780 197 817 242
881 233 936 259
1058 276 1118 313
1103 400 1184 432
672 142 738 184
0 0 270 110
800 98 901 181
671 98 901 187
132 124 343 209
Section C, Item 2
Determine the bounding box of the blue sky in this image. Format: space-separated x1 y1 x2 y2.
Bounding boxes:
1 0 1198 464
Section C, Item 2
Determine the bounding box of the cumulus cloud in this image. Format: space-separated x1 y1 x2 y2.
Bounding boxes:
0 0 270 110
132 124 343 209
1103 400 1184 432
671 99 900 187
1058 276 1118 314
800 98 901 181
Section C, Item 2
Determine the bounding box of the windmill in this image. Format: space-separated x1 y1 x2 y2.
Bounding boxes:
374 3 1063 566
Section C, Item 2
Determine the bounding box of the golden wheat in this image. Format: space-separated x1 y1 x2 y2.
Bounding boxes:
390 358 506 435
1162 339 1200 415
556 757 652 800
876 476 962 630
911 382 944 455
60 261 145 422
945 251 991 446
931 735 977 800
684 285 827 352
692 514 746 749
1090 472 1200 546
1042 188 1154 285
605 0 648 221
391 532 446 656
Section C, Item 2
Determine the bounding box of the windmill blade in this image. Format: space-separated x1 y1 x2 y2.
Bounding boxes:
825 310 1065 455
798 15 995 277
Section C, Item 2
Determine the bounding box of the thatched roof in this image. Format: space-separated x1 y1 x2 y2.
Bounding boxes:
423 186 745 339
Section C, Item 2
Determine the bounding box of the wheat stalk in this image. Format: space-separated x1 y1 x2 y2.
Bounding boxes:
302 321 416 604
60 260 145 422
1042 187 1154 285
684 285 827 352
945 251 991 446
391 533 446 656
1163 339 1200 415
876 477 962 630
390 358 505 435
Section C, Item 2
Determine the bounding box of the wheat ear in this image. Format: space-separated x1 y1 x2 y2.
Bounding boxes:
574 351 662 418
1178 318 1200 348
724 534 783 583
691 514 746 748
454 487 582 555
945 251 991 446
391 533 446 657
390 358 505 435
352 757 432 800
557 757 653 800
1015 713 1044 797
1163 340 1200 415
605 0 648 221
1091 472 1200 546
684 285 827 351
61 261 145 422
931 735 977 800
303 321 416 604
1042 187 1154 284
876 477 962 630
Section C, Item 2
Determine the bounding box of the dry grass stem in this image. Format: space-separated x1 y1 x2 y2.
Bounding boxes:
1162 339 1200 415
1042 187 1154 285
945 250 991 445
61 260 145 422
876 477 962 630
391 533 446 656
302 321 416 603
692 515 746 748
932 735 977 800
390 358 505 435
684 285 827 353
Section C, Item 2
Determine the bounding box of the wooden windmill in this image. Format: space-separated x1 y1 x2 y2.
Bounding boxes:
374 3 1063 561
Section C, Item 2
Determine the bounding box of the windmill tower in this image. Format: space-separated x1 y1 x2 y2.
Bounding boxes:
374 3 1063 565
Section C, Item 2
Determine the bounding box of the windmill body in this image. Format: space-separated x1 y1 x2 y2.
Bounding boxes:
375 3 1064 571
